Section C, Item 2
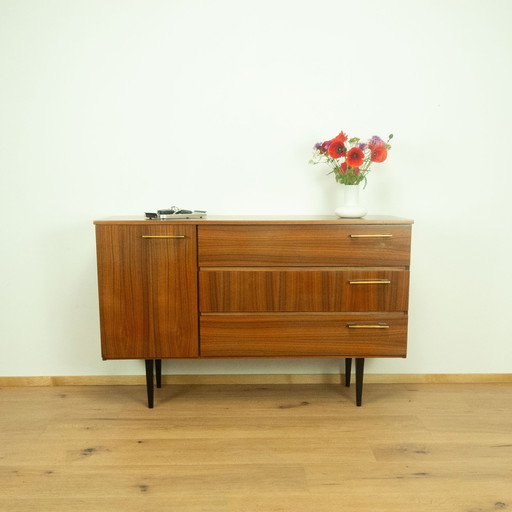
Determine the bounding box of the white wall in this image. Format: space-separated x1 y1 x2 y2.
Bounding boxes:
1 0 511 377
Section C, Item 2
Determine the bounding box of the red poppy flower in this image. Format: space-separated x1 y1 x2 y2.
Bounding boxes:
333 131 348 144
338 162 348 174
328 140 347 159
346 147 364 167
370 143 387 163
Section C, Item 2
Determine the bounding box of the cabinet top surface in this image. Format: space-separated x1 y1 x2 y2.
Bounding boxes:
94 215 414 225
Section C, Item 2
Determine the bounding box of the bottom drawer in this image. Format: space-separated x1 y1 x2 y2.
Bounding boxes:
200 313 407 357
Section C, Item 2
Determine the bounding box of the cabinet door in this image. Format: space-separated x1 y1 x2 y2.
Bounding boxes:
95 224 198 359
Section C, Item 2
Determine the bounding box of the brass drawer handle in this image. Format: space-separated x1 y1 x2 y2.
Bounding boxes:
141 235 186 239
347 323 389 329
349 279 391 285
350 234 393 238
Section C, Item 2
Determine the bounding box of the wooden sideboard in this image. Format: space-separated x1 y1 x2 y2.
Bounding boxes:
94 216 413 407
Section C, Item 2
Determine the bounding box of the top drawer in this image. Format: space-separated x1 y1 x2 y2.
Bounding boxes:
198 225 411 267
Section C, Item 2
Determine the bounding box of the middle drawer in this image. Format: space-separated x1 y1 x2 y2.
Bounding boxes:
199 268 409 312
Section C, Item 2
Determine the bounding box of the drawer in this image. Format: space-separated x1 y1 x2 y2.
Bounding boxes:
199 268 409 312
200 313 407 357
198 225 411 266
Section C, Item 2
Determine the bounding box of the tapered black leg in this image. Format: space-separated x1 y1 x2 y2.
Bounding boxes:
355 358 365 407
145 359 154 409
345 358 352 387
155 359 162 388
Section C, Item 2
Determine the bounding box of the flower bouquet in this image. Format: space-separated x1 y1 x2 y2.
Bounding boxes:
310 131 393 188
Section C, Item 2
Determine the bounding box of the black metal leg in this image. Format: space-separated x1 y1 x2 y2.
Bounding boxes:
155 359 162 388
145 359 154 409
355 358 365 407
345 358 352 387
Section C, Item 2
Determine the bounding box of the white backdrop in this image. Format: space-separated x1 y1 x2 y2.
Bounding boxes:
1 0 511 377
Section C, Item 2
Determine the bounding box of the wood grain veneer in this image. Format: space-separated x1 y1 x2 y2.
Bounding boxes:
198 225 411 266
199 268 409 312
200 313 407 357
95 224 198 359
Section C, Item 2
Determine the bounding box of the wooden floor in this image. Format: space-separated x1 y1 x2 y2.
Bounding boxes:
1 382 511 512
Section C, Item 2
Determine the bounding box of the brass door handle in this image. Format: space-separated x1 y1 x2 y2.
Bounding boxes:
350 234 392 238
349 280 391 285
141 235 186 239
347 323 389 329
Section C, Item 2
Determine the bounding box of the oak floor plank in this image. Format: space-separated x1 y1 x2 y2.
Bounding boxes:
1 464 308 497
1 437 375 466
37 414 426 440
0 496 231 512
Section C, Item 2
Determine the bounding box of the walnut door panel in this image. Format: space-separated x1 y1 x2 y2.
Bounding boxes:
199 268 409 312
200 313 407 357
198 225 411 267
95 224 198 359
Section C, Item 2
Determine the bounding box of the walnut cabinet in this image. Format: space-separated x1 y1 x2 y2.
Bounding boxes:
94 216 413 407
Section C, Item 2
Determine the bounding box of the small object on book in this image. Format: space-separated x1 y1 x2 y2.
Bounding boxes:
145 207 207 220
